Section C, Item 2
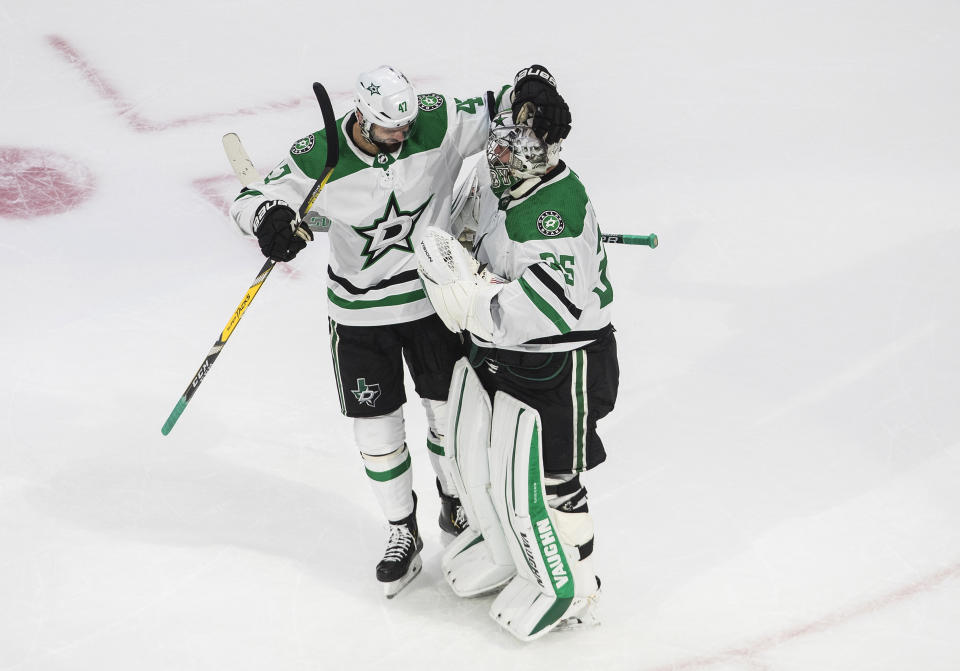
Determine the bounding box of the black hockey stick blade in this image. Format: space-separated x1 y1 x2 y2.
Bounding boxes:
315 82 339 167
298 82 339 219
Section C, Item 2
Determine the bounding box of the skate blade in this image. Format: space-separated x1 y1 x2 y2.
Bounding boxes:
382 555 423 599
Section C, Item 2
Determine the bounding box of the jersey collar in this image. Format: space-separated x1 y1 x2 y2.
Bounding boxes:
503 161 569 205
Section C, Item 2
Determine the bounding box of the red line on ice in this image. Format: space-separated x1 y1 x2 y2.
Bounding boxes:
46 35 311 132
191 175 298 277
644 559 960 670
192 175 236 217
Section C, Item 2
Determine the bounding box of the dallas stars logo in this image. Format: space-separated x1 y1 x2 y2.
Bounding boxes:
290 135 315 155
351 378 381 407
365 82 381 96
354 192 433 270
537 210 564 237
418 93 443 111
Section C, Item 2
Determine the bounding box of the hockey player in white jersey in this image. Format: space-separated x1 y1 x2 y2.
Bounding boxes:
416 67 618 639
229 65 572 598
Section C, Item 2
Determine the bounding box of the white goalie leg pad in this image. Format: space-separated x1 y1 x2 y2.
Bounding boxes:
355 410 413 522
440 358 516 597
421 398 457 494
487 392 593 641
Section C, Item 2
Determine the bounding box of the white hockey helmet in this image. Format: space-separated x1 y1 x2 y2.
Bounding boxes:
355 65 418 145
486 109 562 182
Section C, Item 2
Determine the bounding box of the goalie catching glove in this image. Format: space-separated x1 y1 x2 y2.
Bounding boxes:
252 200 314 262
416 227 504 341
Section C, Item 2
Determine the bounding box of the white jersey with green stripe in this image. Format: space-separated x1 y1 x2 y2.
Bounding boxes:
230 88 509 326
471 163 614 353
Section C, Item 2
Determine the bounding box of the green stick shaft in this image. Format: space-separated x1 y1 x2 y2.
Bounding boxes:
601 233 659 248
161 259 276 435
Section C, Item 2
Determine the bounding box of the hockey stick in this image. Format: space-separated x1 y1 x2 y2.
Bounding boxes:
161 82 339 436
601 233 658 248
222 132 261 187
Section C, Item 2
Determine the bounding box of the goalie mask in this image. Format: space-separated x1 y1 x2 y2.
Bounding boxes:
486 110 562 184
355 65 418 150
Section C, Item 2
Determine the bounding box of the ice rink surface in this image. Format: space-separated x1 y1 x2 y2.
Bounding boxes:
2 1 958 669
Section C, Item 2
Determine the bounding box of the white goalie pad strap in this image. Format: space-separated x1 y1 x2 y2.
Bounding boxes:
551 509 595 568
416 227 503 340
488 393 577 598
441 359 516 597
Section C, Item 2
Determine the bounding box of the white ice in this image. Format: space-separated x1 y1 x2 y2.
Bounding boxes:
1 2 959 670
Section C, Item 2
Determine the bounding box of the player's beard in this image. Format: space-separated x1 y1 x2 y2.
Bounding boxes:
370 124 409 154
374 140 402 154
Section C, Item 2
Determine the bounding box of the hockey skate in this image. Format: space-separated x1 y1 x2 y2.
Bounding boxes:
436 478 468 537
376 495 424 599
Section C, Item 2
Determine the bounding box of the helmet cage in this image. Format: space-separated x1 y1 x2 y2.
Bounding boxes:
486 112 561 181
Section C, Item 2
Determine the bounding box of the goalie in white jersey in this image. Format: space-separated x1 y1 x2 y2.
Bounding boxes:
416 68 619 639
229 65 573 598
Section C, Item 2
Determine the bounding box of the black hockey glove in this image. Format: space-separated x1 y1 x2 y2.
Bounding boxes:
252 200 313 262
511 64 572 144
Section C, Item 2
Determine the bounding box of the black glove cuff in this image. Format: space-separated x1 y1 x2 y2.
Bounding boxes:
513 64 557 90
253 200 295 235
